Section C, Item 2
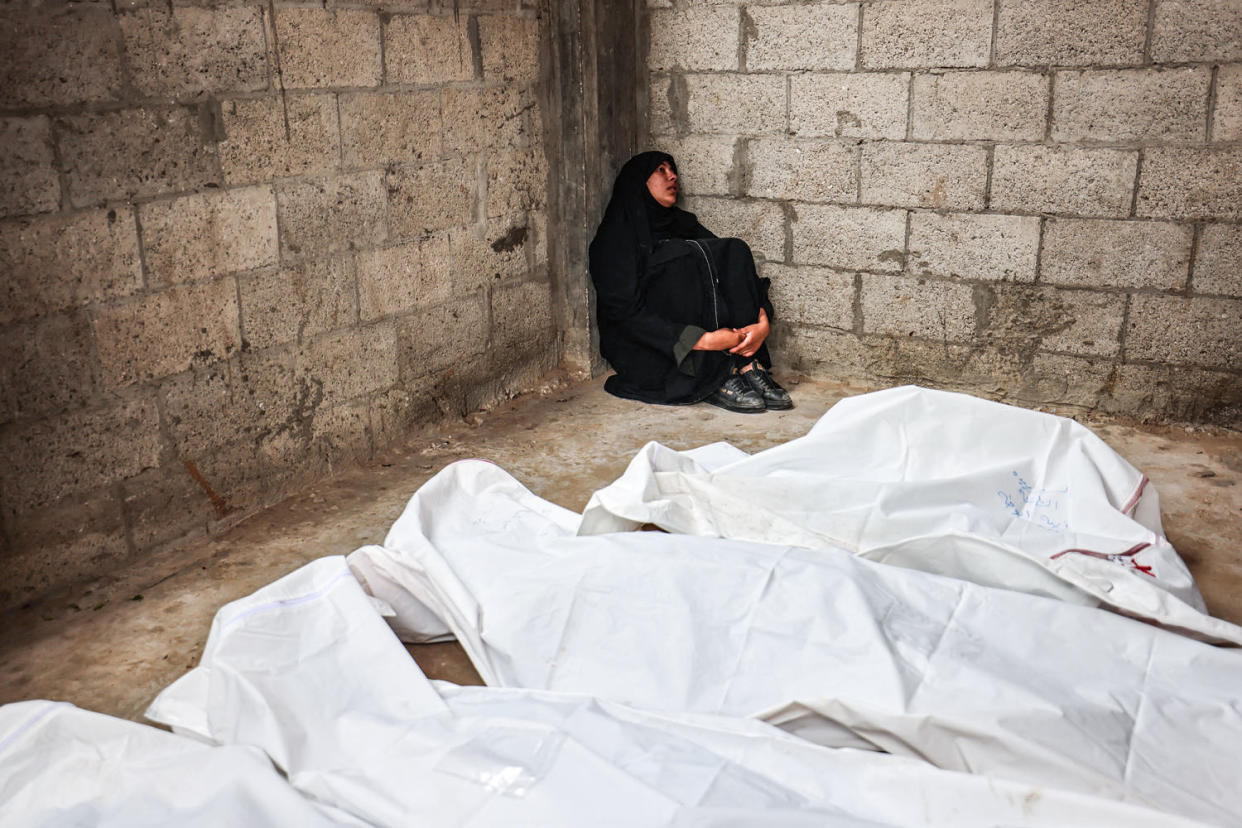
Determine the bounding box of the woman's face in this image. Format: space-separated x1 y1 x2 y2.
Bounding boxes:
646 161 678 207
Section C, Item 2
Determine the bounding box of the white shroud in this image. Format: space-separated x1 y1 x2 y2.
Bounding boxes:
579 386 1241 644
351 459 1242 826
137 556 1213 828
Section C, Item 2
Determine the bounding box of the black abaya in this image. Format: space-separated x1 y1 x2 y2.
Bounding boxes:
588 152 774 405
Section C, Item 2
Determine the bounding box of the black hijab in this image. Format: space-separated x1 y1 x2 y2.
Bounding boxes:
590 152 702 275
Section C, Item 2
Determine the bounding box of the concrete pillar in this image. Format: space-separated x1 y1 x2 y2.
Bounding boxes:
541 0 643 377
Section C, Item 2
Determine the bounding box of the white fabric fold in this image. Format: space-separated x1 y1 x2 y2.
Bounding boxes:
146 555 1209 827
354 459 1242 826
0 700 356 826
579 386 1240 644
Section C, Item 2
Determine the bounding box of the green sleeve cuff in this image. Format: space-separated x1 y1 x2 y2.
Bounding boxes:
674 325 707 375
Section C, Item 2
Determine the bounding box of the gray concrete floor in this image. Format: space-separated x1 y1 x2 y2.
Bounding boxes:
2 376 1241 722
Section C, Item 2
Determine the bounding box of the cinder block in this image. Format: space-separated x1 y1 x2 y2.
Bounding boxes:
860 0 992 69
864 335 984 386
892 328 1119 404
791 204 906 271
909 212 1039 282
984 285 1123 357
911 71 1048 142
340 90 441 168
450 216 531 289
0 397 161 513
861 273 975 340
278 171 387 260
442 86 538 153
480 15 540 82
991 146 1138 218
1052 68 1210 144
772 325 870 377
747 3 858 71
871 342 965 398
1152 0 1242 63
487 146 545 217
984 345 1088 396
1127 294 1242 370
649 7 739 72
397 294 488 379
0 117 58 219
0 312 98 422
1040 218 1192 290
498 347 559 402
659 136 736 197
93 277 242 388
648 75 677 137
306 398 373 470
0 7 124 107
1101 362 1242 426
861 142 987 210
357 234 453 321
186 433 293 518
263 394 370 477
3 492 130 607
1014 352 1116 409
528 84 546 146
995 0 1147 67
1194 224 1242 296
496 347 558 404
161 349 296 456
684 74 785 135
256 393 362 475
119 7 267 98
219 94 340 185
435 351 498 415
762 263 855 330
1214 65 1242 142
296 322 398 406
491 278 554 355
789 73 909 140
295 379 373 469
387 159 472 240
747 138 856 203
528 209 548 269
1136 148 1242 220
239 257 357 350
0 208 143 325
864 336 967 388
682 196 785 261
385 13 473 85
140 186 277 288
276 8 381 89
57 107 219 208
431 0 538 11
368 387 439 449
120 464 214 550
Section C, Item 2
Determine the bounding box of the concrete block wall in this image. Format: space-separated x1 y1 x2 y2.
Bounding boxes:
0 0 555 609
646 0 1242 426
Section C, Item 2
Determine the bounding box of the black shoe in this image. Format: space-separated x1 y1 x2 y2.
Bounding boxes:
705 375 766 413
741 364 793 410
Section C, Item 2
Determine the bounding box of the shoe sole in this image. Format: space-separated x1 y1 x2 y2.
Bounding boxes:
704 397 766 414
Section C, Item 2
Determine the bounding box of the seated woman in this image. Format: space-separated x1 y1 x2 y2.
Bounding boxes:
588 151 792 412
